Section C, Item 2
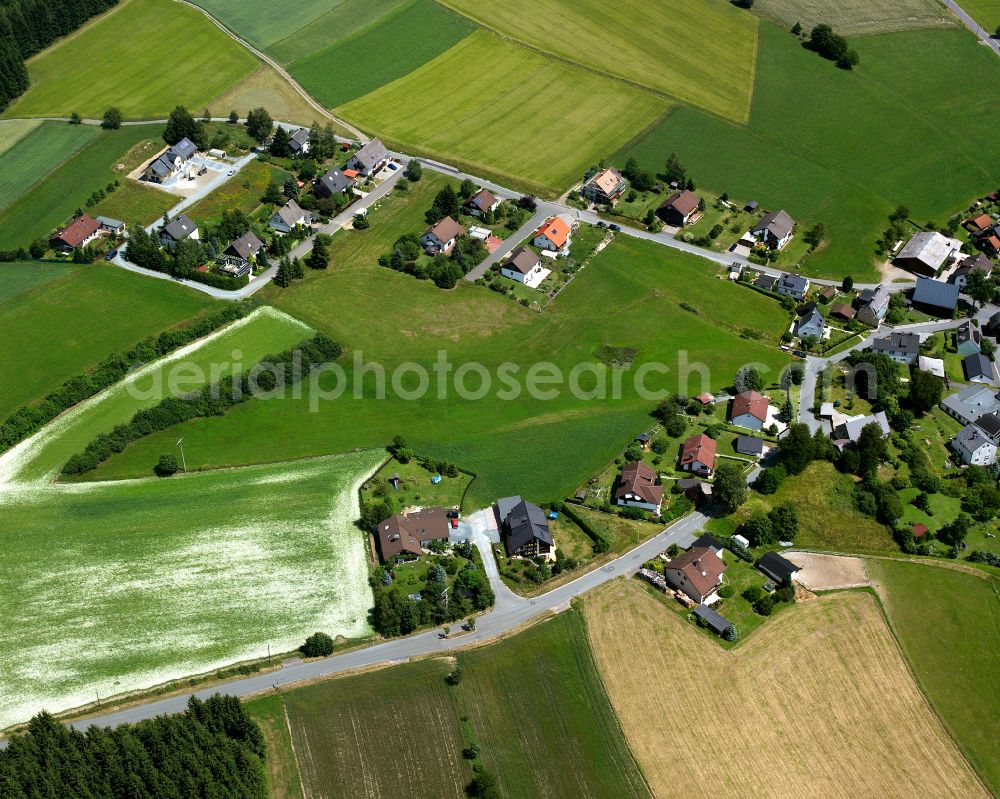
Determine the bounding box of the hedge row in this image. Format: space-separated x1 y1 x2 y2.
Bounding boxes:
559 501 612 553
0 303 257 452
61 333 342 475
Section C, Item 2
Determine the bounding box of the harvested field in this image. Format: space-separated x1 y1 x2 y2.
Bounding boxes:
786 551 869 590
206 65 323 127
752 0 952 35
584 580 988 798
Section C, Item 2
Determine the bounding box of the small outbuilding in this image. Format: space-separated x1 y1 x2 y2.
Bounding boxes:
756 551 799 585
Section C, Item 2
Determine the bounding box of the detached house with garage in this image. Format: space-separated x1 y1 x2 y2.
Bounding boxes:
375 507 450 562
533 215 572 255
159 214 199 249
777 273 809 300
657 189 700 227
344 138 389 177
464 188 502 217
421 216 465 255
872 331 920 365
615 460 663 513
582 167 627 204
314 168 356 199
143 137 197 183
269 199 312 234
730 390 769 431
50 214 101 253
680 433 716 477
496 496 553 558
288 127 310 156
664 546 726 605
752 210 795 250
501 246 549 289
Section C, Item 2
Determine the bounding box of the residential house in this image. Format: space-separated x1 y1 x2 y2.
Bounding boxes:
918 355 945 378
533 216 572 254
501 246 548 288
951 253 993 290
751 210 795 250
50 214 101 252
268 199 312 234
955 320 982 357
690 533 725 557
680 433 716 477
818 286 838 303
663 546 725 604
288 127 310 156
615 460 663 513
159 214 199 249
912 277 959 313
830 303 856 321
756 551 798 585
375 507 450 562
96 216 125 235
735 436 764 457
496 496 553 557
975 412 1000 444
855 285 890 327
657 189 700 227
835 411 890 443
143 137 197 182
315 168 356 199
344 138 389 177
693 604 733 637
980 230 1000 256
223 231 264 263
895 232 962 276
871 331 920 365
582 167 627 204
777 273 810 301
635 433 651 449
940 384 1000 425
464 188 502 217
952 424 997 466
421 216 465 255
964 213 993 233
794 306 826 339
753 273 778 292
730 391 769 431
964 352 994 383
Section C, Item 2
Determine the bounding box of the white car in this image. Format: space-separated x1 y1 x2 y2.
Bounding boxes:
227 169 236 176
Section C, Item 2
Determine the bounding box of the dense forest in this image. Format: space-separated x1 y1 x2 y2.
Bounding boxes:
0 694 267 798
0 0 118 110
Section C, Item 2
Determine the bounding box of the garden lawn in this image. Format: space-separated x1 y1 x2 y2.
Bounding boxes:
92 179 175 227
751 0 951 35
289 0 473 109
340 31 669 197
0 119 42 156
0 264 213 420
619 24 1000 281
0 123 98 212
267 0 411 63
361 457 472 511
87 176 791 506
0 125 164 250
440 0 757 121
184 160 292 225
0 449 383 730
869 559 1000 795
3 0 258 119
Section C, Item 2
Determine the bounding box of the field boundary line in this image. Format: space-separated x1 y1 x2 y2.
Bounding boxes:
282 701 310 799
865 566 995 797
0 124 99 214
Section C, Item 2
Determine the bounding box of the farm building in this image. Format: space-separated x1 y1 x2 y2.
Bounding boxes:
615 460 663 513
756 551 798 585
496 496 553 558
895 232 962 276
940 385 1000 425
912 277 959 313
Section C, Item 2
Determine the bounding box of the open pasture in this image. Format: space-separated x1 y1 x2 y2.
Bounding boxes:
752 0 952 35
207 66 324 127
440 0 758 121
0 120 42 156
0 123 97 212
0 262 73 304
3 0 258 120
585 579 989 798
959 0 1000 28
340 31 669 196
620 25 1000 281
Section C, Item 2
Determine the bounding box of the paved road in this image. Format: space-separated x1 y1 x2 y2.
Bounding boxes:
465 208 549 282
21 509 705 737
944 0 1000 56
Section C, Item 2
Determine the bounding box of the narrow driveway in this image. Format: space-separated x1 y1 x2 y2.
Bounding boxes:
465 208 548 282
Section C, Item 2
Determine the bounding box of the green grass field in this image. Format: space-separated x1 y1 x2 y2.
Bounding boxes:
0 123 98 211
268 0 411 63
340 31 669 196
0 264 213 420
619 24 1000 281
752 0 951 35
440 0 758 121
3 0 258 119
870 560 1000 795
189 0 333 50
289 0 473 109
91 179 176 227
0 448 382 731
87 173 790 506
0 119 42 156
248 609 649 798
0 125 165 250
953 0 1000 29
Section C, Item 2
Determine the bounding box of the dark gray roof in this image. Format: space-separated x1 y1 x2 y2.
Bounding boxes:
161 214 197 241
225 230 263 260
754 210 795 240
349 138 388 170
872 331 920 357
940 385 1000 422
794 306 825 335
691 533 724 551
693 604 732 635
953 253 993 278
149 155 174 177
170 137 197 160
964 352 993 380
754 273 778 290
319 169 354 194
96 215 123 229
955 424 991 454
912 277 959 310
780 272 809 293
289 128 310 150
858 284 889 313
956 320 981 349
735 435 764 455
757 551 798 583
498 497 552 552
975 412 1000 439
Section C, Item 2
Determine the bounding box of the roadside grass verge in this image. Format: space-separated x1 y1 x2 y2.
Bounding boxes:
618 25 1000 281
868 559 1000 795
585 579 988 797
439 0 758 121
289 0 473 109
0 122 98 212
340 31 669 197
3 0 258 119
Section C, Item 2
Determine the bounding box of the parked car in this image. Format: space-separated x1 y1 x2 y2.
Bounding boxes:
609 224 621 232
596 221 607 228
227 169 236 176
388 162 398 171
445 510 459 519
450 518 459 529
104 250 117 261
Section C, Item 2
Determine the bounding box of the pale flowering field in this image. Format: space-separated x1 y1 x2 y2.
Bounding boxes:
0 308 382 729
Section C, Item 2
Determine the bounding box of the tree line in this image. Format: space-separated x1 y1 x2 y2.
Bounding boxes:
0 0 118 111
0 695 266 799
0 303 255 452
61 333 342 475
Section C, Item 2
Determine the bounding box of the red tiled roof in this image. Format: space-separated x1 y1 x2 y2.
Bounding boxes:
534 216 571 249
681 433 716 469
53 214 100 248
965 213 992 231
912 523 929 539
731 390 769 423
665 546 725 598
615 460 663 506
696 393 713 404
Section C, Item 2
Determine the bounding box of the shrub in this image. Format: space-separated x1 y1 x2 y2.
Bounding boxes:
723 625 738 642
718 584 735 599
753 595 775 616
742 585 766 604
445 668 462 686
153 454 178 477
300 631 334 657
